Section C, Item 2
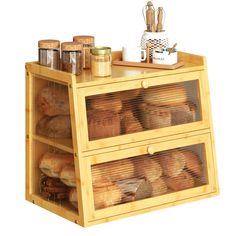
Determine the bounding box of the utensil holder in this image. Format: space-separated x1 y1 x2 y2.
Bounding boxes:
141 31 169 60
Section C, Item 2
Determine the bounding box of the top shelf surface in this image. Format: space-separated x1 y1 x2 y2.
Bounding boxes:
26 51 206 88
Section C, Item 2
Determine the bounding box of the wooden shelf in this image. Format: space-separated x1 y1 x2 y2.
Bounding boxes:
33 135 73 154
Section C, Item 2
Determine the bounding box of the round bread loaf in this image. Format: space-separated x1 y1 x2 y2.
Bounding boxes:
118 89 141 101
158 150 186 177
90 94 122 113
181 150 202 177
142 84 187 106
164 171 195 191
134 156 162 182
60 164 76 187
37 85 70 116
39 152 74 178
151 177 168 196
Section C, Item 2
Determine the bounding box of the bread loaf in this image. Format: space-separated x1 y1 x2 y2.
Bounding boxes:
90 94 122 113
134 156 162 182
158 150 186 177
60 164 76 187
118 89 141 101
170 102 197 125
36 115 72 138
139 103 171 129
98 159 135 182
182 150 202 177
39 152 74 178
164 171 195 191
142 84 187 106
151 177 168 196
87 110 120 140
37 85 70 116
120 110 143 134
69 188 78 208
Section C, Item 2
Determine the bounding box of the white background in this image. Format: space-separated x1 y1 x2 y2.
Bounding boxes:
0 0 235 235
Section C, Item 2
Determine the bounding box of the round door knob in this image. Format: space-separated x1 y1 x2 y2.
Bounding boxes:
141 81 149 89
147 146 155 155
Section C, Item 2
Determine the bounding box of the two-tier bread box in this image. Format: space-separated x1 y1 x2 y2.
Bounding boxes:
25 51 219 227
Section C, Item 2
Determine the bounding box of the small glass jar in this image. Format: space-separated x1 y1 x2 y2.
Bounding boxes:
91 47 112 77
38 39 60 69
73 35 95 69
61 42 83 75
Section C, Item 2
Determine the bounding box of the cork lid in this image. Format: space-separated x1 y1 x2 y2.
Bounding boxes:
61 42 83 51
91 46 111 55
73 35 95 44
38 39 60 49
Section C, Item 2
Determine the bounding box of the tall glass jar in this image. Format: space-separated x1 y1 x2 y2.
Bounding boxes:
61 42 83 75
91 47 111 77
73 35 95 69
38 39 60 69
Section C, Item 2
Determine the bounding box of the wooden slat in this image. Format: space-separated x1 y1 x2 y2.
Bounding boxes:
26 62 73 85
33 135 73 154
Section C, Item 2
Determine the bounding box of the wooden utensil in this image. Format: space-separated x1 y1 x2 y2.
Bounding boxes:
146 43 151 63
168 43 177 55
145 1 155 32
156 7 164 32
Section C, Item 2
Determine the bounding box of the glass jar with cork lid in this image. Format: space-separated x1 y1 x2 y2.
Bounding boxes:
91 47 112 77
73 35 95 69
38 39 60 69
61 42 83 75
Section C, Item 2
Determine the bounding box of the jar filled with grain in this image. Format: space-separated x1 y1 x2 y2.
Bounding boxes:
73 35 95 69
91 47 111 77
38 39 60 69
61 42 83 75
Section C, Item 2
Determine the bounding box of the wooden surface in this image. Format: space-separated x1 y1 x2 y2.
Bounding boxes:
25 52 219 227
112 59 185 70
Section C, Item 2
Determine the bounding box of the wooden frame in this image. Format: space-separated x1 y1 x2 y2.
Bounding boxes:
25 52 219 227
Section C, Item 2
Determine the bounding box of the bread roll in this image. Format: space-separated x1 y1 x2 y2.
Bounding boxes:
87 110 120 140
164 171 195 191
134 157 162 182
151 177 168 196
37 85 70 116
60 164 76 187
158 150 186 177
98 159 135 182
139 103 171 129
39 152 74 178
90 94 122 113
36 115 72 138
181 150 202 177
142 84 187 106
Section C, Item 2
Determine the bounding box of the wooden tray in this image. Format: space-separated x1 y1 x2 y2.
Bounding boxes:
112 59 185 70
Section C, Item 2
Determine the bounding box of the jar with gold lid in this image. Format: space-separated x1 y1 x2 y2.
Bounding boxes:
38 39 60 69
91 47 111 77
73 35 95 69
61 42 83 75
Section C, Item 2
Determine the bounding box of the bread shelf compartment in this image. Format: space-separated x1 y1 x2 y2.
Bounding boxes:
83 133 217 221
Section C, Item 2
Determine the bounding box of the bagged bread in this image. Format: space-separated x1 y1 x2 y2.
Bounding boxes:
37 85 70 116
36 115 72 138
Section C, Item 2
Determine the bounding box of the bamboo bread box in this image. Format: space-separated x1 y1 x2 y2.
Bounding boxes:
26 51 219 227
